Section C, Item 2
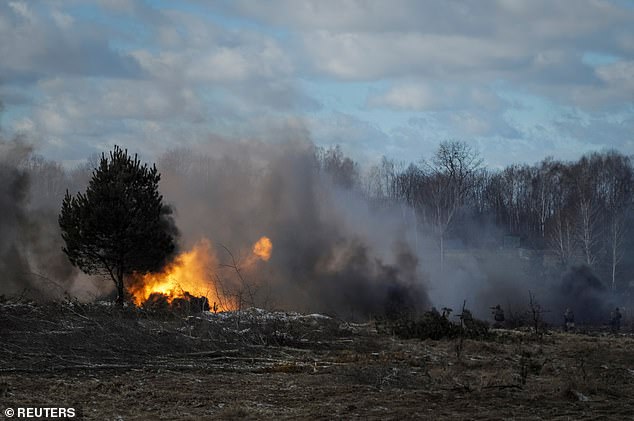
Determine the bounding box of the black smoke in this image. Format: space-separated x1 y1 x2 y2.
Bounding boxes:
158 139 429 319
0 138 83 299
0 139 35 294
552 265 609 325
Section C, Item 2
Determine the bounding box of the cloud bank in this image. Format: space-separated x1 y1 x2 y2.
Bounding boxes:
1 1 633 167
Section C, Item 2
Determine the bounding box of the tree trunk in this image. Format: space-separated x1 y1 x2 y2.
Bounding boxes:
440 233 445 273
612 255 616 291
612 220 617 290
610 216 623 291
412 207 419 255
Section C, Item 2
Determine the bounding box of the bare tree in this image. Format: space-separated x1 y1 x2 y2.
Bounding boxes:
364 156 400 206
531 159 558 240
421 140 482 270
316 145 359 189
571 156 603 267
597 152 633 289
550 208 576 266
545 161 576 265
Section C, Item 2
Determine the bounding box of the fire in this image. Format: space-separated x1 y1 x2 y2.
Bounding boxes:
129 236 273 310
129 239 221 307
252 236 273 261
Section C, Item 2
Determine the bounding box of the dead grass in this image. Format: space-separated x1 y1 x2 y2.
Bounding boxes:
2 300 634 419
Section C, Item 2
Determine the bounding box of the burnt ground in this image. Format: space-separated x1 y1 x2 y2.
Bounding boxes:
1 301 634 420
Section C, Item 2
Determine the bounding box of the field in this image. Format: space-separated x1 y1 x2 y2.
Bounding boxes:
2 300 634 420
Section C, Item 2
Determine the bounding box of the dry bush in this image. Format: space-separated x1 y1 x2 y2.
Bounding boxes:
378 308 489 341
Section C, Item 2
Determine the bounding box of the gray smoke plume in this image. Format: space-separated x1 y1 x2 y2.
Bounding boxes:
158 138 429 319
0 138 33 295
0 137 99 300
4 132 620 324
424 241 618 325
550 265 610 325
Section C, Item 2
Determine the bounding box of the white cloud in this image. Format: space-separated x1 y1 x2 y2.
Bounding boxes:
51 10 74 29
232 0 625 36
596 60 634 91
233 0 633 110
12 117 34 133
190 49 251 81
1 0 633 168
96 0 136 14
35 108 68 135
0 2 141 82
367 83 503 113
301 31 525 80
8 1 34 22
367 84 439 110
450 112 491 136
131 22 293 84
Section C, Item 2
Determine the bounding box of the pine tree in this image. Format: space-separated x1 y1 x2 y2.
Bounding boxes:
59 146 177 305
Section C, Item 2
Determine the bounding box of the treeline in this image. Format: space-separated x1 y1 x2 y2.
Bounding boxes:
6 137 634 295
316 141 634 291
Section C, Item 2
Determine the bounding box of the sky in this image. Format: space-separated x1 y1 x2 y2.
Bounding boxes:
0 0 633 168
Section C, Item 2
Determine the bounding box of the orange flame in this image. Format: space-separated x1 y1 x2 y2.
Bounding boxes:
252 236 273 261
129 236 273 310
128 239 223 307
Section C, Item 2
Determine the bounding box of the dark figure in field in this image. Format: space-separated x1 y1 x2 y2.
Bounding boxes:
563 308 575 332
610 307 622 333
459 309 474 325
491 304 505 328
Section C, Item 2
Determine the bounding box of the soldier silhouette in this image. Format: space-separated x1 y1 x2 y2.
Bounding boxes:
610 307 622 333
563 308 575 332
491 304 505 328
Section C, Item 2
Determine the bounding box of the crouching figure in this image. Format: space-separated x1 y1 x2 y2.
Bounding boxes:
490 304 505 328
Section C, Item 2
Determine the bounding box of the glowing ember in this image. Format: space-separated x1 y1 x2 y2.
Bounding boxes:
252 236 273 261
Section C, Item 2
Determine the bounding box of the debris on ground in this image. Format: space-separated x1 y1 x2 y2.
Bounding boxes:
2 299 634 419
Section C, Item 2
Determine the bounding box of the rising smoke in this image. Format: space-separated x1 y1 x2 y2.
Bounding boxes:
0 138 74 298
0 138 34 296
552 265 611 324
158 138 429 319
0 132 628 323
0 137 107 300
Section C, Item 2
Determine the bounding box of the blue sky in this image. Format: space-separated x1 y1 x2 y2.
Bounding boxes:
1 0 633 168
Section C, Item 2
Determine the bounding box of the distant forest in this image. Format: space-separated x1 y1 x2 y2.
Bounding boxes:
315 141 634 293
10 139 634 299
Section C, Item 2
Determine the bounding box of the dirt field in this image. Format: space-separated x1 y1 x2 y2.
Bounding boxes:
2 301 634 420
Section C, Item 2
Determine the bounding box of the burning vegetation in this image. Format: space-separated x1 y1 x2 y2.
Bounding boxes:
128 236 273 312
